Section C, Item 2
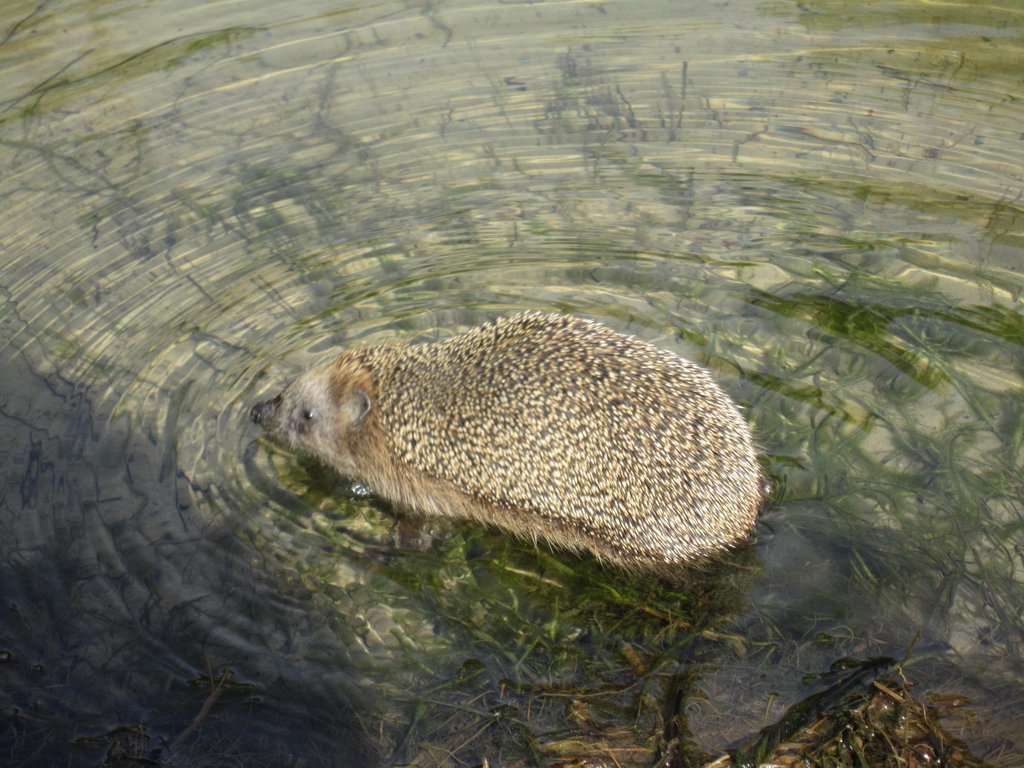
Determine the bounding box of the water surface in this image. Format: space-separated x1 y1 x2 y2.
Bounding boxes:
1 0 1022 765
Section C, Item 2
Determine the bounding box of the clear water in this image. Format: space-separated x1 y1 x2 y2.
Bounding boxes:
1 0 1021 765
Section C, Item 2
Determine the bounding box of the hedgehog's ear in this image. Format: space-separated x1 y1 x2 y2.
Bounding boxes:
343 387 372 425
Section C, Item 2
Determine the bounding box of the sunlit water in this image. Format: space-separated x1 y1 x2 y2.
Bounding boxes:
1 0 1022 765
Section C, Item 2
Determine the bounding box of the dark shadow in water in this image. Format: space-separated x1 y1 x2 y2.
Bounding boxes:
0 348 378 766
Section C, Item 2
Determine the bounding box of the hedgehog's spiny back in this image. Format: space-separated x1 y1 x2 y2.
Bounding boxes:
372 313 761 567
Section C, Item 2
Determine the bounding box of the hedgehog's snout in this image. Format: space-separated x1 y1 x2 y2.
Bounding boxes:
250 394 283 427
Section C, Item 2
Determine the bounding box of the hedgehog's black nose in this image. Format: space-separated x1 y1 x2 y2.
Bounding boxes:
250 394 282 426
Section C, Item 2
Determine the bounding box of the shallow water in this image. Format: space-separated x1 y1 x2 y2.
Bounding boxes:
1 0 1022 765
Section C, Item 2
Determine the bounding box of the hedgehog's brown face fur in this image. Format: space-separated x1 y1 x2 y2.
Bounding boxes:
249 354 375 479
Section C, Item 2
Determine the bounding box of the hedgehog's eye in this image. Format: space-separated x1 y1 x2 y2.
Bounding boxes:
302 408 315 421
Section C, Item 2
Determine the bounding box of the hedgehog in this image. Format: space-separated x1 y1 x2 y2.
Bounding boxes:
249 312 763 573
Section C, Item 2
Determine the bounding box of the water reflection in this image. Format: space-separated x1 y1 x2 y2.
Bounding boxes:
1 0 1021 765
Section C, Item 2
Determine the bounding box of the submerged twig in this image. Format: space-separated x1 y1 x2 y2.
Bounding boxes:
170 664 231 752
